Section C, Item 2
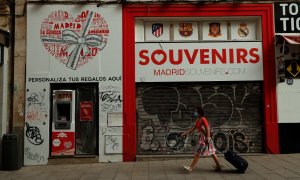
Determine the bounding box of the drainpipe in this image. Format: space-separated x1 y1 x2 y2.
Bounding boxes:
8 0 15 133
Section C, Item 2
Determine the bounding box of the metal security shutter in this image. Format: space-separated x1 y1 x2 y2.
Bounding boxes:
136 82 264 155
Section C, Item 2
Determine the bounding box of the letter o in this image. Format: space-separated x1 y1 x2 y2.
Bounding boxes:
64 12 69 18
151 50 167 65
289 3 299 15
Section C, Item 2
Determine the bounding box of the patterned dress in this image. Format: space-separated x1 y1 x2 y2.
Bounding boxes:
194 117 216 156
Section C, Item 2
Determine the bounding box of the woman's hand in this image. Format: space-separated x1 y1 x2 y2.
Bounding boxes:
205 137 211 145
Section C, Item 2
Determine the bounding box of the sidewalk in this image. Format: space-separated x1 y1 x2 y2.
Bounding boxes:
0 153 299 180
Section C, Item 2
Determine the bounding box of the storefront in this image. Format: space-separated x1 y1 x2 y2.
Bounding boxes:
25 4 123 165
274 2 300 154
123 4 279 161
24 3 279 166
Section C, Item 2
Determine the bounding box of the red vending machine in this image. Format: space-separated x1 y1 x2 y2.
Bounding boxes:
51 90 76 156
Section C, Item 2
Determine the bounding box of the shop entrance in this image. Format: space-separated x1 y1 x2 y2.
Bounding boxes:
50 83 98 156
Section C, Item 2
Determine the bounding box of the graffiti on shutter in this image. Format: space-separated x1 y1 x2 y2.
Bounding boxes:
136 82 263 154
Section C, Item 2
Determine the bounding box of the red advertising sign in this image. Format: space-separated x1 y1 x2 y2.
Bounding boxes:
51 131 75 156
80 101 93 121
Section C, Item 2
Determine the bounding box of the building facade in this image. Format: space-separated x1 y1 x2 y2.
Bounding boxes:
0 0 299 166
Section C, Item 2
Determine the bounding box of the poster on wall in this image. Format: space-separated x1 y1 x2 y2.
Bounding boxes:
80 101 93 121
40 10 109 70
135 42 263 82
202 21 228 40
27 4 122 77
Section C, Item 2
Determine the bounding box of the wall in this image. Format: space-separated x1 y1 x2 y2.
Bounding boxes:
276 44 300 123
25 4 123 165
276 41 300 153
14 0 26 134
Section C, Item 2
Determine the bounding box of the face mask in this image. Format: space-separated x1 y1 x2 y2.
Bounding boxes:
193 112 199 118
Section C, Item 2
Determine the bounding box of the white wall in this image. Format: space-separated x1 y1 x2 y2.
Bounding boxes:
276 43 300 123
277 80 300 123
25 4 123 165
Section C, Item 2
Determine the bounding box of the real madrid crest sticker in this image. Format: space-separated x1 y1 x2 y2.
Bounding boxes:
238 23 249 37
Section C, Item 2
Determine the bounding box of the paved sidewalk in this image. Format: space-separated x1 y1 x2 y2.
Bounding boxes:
0 154 299 180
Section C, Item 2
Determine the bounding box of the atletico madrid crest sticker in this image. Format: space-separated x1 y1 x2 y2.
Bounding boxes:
152 23 163 38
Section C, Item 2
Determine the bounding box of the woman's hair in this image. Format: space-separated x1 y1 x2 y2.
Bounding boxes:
196 107 205 116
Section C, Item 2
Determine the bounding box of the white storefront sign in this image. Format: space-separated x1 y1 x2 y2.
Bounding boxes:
135 42 263 82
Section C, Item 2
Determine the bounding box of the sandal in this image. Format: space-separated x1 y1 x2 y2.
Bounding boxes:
183 165 192 172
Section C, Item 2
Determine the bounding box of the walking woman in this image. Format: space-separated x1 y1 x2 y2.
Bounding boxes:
181 107 222 172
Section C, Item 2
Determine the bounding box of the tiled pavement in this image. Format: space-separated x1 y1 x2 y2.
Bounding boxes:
0 153 299 180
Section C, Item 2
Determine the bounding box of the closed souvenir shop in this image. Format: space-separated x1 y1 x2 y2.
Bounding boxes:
135 17 265 155
123 4 279 161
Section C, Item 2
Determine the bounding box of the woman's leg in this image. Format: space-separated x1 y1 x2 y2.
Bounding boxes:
189 154 200 169
211 154 221 170
184 154 200 172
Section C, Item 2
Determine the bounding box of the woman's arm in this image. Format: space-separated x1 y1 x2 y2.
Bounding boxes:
181 121 197 136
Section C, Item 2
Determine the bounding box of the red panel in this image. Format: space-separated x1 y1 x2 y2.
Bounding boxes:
123 4 279 161
123 7 137 161
51 131 75 156
260 5 280 154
